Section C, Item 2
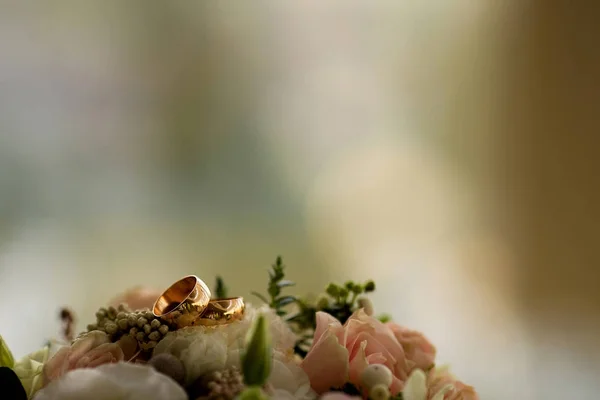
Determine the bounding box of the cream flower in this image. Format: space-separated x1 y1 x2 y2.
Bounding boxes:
153 326 229 385
33 362 187 400
266 350 316 400
153 303 308 397
13 346 49 399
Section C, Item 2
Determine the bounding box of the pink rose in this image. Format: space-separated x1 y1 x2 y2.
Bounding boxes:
386 323 436 372
42 331 126 386
428 369 479 400
109 286 163 311
301 309 409 395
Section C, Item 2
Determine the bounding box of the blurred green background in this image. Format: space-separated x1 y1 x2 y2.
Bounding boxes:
1 2 599 399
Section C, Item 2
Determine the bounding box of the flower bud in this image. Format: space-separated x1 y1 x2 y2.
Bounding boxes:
364 280 376 292
357 296 374 316
237 386 269 400
0 335 14 368
361 364 393 390
316 295 330 310
325 283 339 297
241 314 272 386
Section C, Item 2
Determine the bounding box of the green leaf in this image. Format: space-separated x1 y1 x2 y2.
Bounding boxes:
237 386 269 400
0 335 14 368
276 280 296 288
275 296 296 307
251 292 270 304
214 276 228 299
241 314 272 386
267 284 280 299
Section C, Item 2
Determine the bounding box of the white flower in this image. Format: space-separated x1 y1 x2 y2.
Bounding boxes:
153 303 299 386
222 304 298 351
267 350 316 400
181 331 229 384
154 326 229 385
33 362 187 400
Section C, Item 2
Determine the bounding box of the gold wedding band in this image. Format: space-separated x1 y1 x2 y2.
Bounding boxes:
196 297 245 326
153 276 245 328
153 275 211 328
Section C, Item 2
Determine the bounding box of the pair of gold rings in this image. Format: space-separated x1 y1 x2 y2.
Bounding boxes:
152 275 244 328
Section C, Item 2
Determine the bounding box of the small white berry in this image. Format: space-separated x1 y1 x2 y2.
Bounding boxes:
361 364 393 391
369 384 391 400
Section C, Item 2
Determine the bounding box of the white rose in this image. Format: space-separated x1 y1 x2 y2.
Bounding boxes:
267 350 316 400
153 303 299 386
33 362 186 400
154 327 229 385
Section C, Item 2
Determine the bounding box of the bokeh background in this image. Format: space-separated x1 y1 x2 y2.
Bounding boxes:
1 2 599 399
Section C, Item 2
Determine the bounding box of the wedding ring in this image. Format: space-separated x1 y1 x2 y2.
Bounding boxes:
153 275 212 328
196 297 245 326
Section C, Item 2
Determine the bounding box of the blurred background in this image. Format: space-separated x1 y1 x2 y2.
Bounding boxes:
1 1 599 399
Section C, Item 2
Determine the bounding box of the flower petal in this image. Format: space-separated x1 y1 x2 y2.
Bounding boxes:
34 363 187 400
301 330 349 394
403 369 427 400
348 340 368 387
430 384 454 400
312 312 343 348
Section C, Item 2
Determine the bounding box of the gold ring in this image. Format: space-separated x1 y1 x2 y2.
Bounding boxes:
153 275 212 328
196 297 245 326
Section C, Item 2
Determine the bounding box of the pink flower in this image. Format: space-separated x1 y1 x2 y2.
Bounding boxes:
427 368 479 400
42 331 126 386
386 323 436 372
301 309 409 395
109 286 163 310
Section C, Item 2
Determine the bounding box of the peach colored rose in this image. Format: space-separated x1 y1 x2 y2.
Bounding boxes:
109 286 163 311
386 323 436 372
427 368 479 400
42 331 124 386
301 309 409 395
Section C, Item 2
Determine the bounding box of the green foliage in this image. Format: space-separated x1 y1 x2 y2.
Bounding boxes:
377 314 392 323
241 314 272 386
214 275 228 299
253 256 378 357
236 386 269 400
252 256 297 316
317 280 377 324
0 335 14 368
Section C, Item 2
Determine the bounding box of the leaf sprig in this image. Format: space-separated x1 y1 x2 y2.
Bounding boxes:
319 280 376 324
253 256 378 357
252 256 297 316
214 275 228 299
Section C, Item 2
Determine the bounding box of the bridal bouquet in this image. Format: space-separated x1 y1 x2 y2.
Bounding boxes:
0 257 478 400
